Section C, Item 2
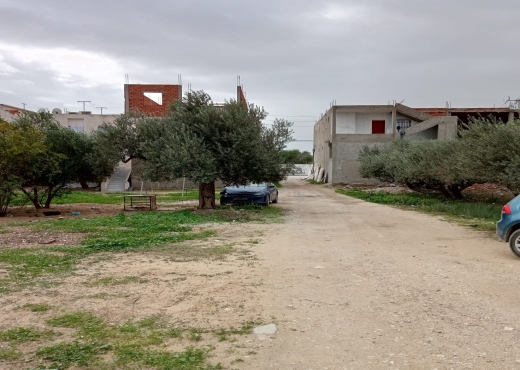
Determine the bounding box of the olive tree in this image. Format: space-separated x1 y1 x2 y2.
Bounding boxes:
142 91 294 208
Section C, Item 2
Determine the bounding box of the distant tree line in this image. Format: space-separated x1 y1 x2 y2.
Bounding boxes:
281 149 313 164
359 117 520 199
0 91 294 214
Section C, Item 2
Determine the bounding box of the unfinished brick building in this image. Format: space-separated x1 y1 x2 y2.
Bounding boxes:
124 84 182 116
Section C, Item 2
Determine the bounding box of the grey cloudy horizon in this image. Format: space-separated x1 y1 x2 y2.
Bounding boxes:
1 0 519 151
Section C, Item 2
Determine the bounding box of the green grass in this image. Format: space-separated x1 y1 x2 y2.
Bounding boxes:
0 208 281 293
8 190 219 206
22 303 52 312
308 179 323 185
38 312 236 369
0 347 21 361
36 341 111 369
1 311 258 369
0 247 89 293
336 189 502 232
0 326 55 343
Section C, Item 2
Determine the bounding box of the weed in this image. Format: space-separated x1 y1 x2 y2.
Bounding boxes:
337 189 501 232
36 341 111 369
115 346 221 370
188 328 203 341
46 312 106 340
165 328 182 338
213 321 260 342
246 350 257 355
0 327 54 343
308 179 324 185
231 358 245 363
245 239 259 244
85 275 148 286
0 347 21 361
22 303 52 312
0 247 87 293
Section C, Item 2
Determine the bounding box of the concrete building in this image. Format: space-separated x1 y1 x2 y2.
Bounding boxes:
0 104 32 122
52 110 119 133
313 103 520 185
313 104 464 185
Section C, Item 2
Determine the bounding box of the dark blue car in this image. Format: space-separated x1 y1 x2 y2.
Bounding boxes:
220 183 278 206
497 194 520 258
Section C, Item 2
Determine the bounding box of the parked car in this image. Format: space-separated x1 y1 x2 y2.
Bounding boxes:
497 194 520 258
220 183 278 206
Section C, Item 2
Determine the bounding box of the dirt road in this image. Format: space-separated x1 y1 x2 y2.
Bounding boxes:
252 177 520 369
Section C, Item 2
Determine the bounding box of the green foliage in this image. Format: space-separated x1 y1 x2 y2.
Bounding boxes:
98 91 294 209
9 110 118 209
359 118 520 197
336 189 501 231
281 149 313 164
0 120 47 215
359 139 473 199
95 111 157 163
459 118 520 193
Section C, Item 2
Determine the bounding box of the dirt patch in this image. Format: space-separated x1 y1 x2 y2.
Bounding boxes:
0 203 123 223
0 227 83 249
0 221 270 369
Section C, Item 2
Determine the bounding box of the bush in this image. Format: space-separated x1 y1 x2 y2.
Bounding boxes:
359 139 474 199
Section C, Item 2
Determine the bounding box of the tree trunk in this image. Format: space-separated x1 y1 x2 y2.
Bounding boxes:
448 185 464 200
21 187 42 209
79 178 90 190
44 186 54 209
198 182 216 209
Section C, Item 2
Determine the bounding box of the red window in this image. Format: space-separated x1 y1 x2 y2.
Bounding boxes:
372 120 386 134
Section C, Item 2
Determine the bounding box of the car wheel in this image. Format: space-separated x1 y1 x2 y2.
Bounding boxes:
272 192 278 203
509 230 520 258
265 195 270 206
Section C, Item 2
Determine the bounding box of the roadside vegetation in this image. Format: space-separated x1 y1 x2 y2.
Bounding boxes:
359 118 520 199
337 188 501 232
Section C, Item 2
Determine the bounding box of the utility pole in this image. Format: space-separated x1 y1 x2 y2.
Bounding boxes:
21 103 27 110
97 107 107 115
77 100 91 112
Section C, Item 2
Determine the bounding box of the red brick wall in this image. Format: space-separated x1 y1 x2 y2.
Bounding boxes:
237 86 247 107
126 84 180 116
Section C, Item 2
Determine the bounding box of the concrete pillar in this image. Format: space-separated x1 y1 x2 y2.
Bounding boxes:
508 111 515 123
391 106 397 138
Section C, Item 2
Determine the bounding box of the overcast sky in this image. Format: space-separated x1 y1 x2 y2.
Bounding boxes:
1 0 519 151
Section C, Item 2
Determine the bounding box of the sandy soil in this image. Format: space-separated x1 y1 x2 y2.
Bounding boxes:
249 177 520 369
1 177 520 369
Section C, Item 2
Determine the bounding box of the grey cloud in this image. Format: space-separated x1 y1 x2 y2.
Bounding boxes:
2 0 520 151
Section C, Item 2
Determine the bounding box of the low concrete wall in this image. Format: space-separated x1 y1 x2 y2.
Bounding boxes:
291 164 313 176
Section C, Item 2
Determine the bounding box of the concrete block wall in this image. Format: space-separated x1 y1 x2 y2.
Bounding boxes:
124 84 181 116
331 141 389 185
313 108 333 178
